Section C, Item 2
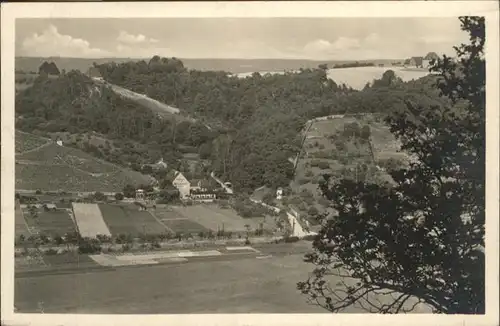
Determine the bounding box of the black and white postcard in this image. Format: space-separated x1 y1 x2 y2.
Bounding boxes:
1 2 499 326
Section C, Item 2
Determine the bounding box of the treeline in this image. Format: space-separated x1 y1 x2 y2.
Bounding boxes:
333 61 375 69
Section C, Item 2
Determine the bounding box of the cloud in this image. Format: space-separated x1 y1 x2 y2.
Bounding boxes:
117 31 159 45
21 25 109 58
300 32 459 60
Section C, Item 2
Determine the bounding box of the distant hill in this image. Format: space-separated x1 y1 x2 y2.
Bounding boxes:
15 56 401 75
15 131 154 193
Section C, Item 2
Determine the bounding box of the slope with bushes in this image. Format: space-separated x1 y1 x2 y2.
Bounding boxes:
15 131 153 192
15 70 217 174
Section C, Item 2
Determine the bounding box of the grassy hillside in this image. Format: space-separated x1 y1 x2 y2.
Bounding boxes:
15 70 216 173
15 131 153 192
287 114 410 225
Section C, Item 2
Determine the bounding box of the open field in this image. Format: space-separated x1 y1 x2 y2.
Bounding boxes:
15 253 320 313
15 131 152 192
99 204 168 236
72 203 111 238
237 66 430 89
93 80 197 124
170 205 273 232
162 218 209 234
106 82 180 114
15 246 431 313
326 66 430 90
153 206 209 233
23 208 77 236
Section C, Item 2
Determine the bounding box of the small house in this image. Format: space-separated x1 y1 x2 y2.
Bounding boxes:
276 187 283 200
190 179 212 192
43 203 57 211
190 178 217 202
142 157 168 172
170 171 191 199
190 192 217 202
409 56 424 68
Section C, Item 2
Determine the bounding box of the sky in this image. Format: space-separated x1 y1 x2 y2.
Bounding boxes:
15 18 468 60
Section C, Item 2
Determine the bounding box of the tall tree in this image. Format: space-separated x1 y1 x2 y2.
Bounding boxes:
298 16 485 314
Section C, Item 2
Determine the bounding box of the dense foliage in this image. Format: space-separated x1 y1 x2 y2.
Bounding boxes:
333 61 375 69
17 43 446 194
95 57 443 192
95 58 358 191
15 70 216 168
298 16 485 314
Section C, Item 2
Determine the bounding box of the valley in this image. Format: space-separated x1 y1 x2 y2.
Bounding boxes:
9 19 484 315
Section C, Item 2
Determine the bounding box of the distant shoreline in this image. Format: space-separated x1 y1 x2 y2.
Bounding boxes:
400 67 430 72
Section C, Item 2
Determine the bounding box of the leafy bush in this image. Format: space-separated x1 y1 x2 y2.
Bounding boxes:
78 238 102 254
44 248 58 256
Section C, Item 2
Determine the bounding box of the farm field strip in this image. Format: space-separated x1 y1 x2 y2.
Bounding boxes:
104 82 180 115
153 207 209 233
89 250 223 267
171 205 261 232
161 218 209 234
99 204 168 236
154 207 186 220
72 203 111 238
15 203 32 237
203 205 273 230
147 211 174 233
22 207 77 236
